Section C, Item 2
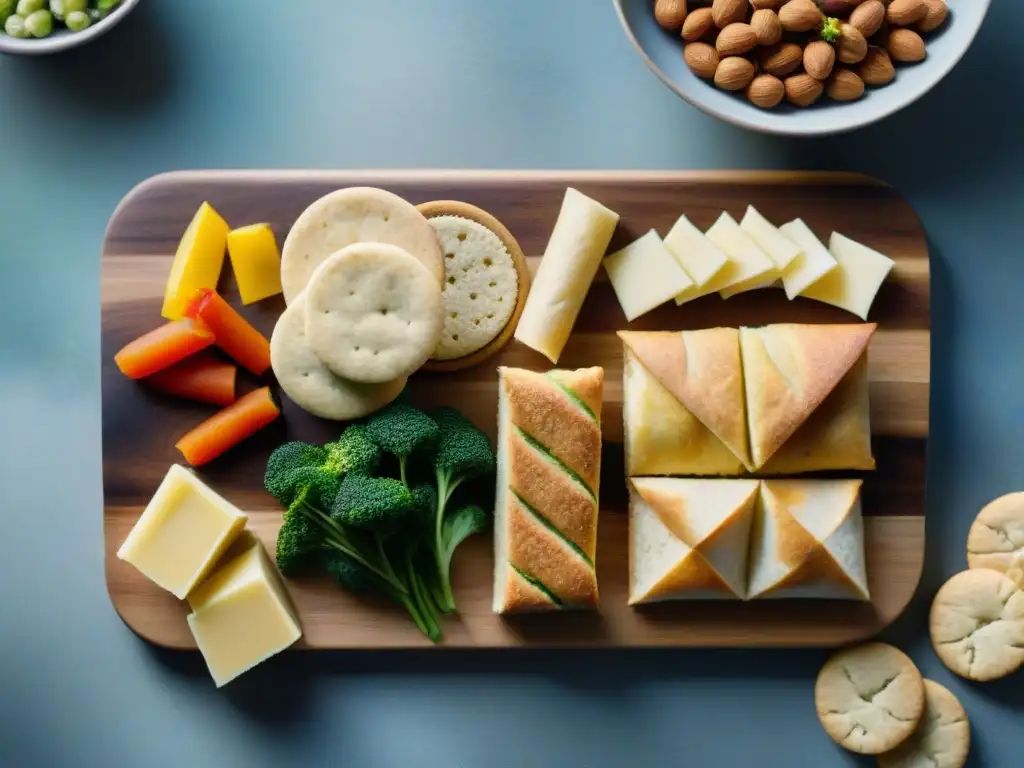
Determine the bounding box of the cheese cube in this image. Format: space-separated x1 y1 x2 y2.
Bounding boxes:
187 540 302 687
117 465 247 599
801 231 895 320
226 223 283 305
703 213 778 299
603 230 694 321
662 215 728 304
162 202 229 320
778 219 839 299
740 206 802 270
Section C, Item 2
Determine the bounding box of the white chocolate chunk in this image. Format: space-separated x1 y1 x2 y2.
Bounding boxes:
703 212 778 299
778 219 839 299
801 231 895 320
740 206 802 270
604 230 694 321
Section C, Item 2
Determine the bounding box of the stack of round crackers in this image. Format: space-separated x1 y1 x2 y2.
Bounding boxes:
270 188 527 420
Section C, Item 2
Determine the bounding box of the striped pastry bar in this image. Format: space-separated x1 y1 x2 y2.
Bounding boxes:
493 366 604 613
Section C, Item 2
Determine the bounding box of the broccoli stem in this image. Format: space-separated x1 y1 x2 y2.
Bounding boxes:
296 500 407 594
399 455 408 488
431 468 466 613
403 550 442 642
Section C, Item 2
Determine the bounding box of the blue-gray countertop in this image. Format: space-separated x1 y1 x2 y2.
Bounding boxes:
1 2 1021 766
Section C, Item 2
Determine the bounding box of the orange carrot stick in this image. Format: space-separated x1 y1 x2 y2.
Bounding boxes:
184 288 271 376
144 353 237 406
175 386 280 466
114 318 216 379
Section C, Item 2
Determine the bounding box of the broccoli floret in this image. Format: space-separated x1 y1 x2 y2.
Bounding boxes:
331 473 413 532
408 484 438 530
364 402 440 485
321 549 384 595
323 425 381 476
275 495 323 577
264 441 328 505
427 407 496 613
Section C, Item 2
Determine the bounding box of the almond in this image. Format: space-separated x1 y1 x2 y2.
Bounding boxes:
887 28 926 62
803 40 836 80
858 46 896 85
784 72 824 106
836 22 868 63
827 69 865 101
684 41 721 78
849 0 885 38
778 0 822 33
746 73 785 108
916 0 948 33
712 0 748 27
758 42 803 76
714 56 757 90
886 0 927 27
750 9 783 45
682 7 716 41
655 0 689 30
716 23 759 55
750 0 783 9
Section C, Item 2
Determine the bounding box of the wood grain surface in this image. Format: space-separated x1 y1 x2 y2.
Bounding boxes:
102 170 929 649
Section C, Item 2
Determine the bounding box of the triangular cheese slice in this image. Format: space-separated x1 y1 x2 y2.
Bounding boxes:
748 480 869 600
619 329 750 468
628 478 758 602
740 323 875 469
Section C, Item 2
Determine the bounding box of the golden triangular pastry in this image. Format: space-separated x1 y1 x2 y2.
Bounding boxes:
740 323 876 470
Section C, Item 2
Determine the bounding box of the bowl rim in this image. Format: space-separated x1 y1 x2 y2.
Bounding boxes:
612 0 991 137
0 0 139 56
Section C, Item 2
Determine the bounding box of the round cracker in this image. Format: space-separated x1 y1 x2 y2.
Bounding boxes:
815 642 925 755
929 568 1024 682
417 200 530 372
281 187 444 304
877 680 970 768
270 293 406 420
304 243 444 384
967 491 1024 573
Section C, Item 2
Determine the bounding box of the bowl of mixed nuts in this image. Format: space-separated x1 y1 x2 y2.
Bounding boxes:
614 0 990 135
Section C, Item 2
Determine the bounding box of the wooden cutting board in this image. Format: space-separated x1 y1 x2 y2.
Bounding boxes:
102 170 929 649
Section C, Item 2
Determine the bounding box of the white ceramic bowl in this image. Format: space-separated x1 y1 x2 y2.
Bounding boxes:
0 0 138 56
614 0 990 136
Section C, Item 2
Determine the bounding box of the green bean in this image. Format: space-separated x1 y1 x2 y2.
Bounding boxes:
16 0 44 15
24 8 52 37
64 7 87 29
4 12 28 36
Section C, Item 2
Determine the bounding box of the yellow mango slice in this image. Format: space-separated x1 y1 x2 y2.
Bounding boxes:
226 223 282 304
161 202 230 320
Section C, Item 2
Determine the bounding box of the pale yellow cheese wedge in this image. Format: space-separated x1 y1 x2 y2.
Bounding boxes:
703 213 778 299
513 188 619 363
604 230 693 321
117 465 247 600
662 214 729 304
187 539 302 687
778 219 839 299
802 232 895 320
740 206 801 270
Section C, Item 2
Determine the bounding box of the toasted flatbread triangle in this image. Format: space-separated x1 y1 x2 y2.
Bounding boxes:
618 329 750 467
750 480 868 600
740 323 876 469
631 478 757 599
647 551 734 600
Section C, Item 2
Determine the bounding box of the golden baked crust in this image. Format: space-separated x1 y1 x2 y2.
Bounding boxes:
502 565 558 612
619 329 750 468
507 494 598 608
502 367 602 490
740 323 876 469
